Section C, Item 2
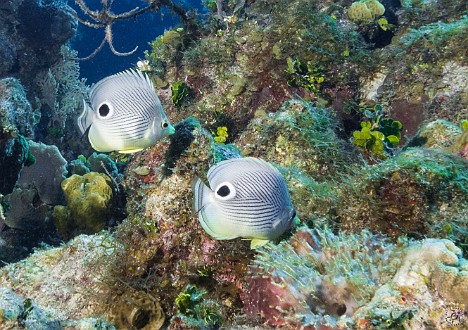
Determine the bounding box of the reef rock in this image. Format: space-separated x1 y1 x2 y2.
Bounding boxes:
336 147 468 250
0 234 121 328
120 118 254 324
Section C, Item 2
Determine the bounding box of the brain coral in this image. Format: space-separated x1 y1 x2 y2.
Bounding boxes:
53 172 113 238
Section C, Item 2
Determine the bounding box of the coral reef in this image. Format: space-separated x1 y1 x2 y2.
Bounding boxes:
0 0 87 154
0 287 62 329
409 119 464 150
0 0 467 328
348 0 386 23
0 78 38 138
354 238 468 329
0 233 123 328
369 16 468 137
0 135 34 196
171 284 221 329
2 141 67 231
146 0 371 139
118 119 254 323
236 99 360 181
108 289 165 330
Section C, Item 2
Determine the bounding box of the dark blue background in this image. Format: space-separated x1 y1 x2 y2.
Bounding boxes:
69 0 204 84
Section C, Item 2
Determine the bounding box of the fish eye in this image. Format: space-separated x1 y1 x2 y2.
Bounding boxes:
214 182 236 200
217 185 230 197
161 121 169 128
97 102 114 119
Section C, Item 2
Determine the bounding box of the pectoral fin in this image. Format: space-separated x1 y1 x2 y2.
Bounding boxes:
250 239 270 249
118 148 143 154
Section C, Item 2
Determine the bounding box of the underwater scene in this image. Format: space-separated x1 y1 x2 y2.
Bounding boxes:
0 0 467 329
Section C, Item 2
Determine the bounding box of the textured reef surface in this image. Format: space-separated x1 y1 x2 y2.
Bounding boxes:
0 0 467 329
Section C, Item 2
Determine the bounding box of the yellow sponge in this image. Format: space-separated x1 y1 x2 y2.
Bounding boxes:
348 0 385 23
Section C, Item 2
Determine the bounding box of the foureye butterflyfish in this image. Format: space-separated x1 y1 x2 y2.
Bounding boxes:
77 69 175 153
193 157 296 249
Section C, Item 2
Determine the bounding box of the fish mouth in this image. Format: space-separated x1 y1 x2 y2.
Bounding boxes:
168 124 176 135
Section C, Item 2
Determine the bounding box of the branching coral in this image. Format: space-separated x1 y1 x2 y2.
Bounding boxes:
73 0 194 60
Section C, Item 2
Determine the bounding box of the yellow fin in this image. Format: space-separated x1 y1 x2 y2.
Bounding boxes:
118 148 143 154
250 239 270 249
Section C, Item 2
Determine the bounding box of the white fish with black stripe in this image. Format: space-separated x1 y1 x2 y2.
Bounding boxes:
77 69 175 153
193 157 296 249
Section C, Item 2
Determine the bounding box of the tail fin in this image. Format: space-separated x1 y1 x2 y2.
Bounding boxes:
77 99 94 135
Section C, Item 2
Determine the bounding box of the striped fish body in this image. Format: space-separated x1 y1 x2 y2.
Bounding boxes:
193 157 295 244
77 69 175 153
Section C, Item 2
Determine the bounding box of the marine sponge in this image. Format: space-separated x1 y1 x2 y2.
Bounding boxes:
348 0 385 23
108 289 165 330
53 172 113 238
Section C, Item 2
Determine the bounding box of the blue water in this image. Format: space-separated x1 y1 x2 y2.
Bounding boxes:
68 0 204 84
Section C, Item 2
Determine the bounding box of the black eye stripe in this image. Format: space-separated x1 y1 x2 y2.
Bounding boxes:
216 185 230 197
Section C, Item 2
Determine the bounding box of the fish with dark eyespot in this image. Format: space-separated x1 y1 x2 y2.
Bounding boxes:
193 157 296 249
77 69 175 153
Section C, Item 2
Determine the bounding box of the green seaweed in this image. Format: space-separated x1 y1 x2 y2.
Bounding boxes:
171 81 191 106
352 104 402 158
212 126 229 144
175 285 221 329
285 57 325 95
